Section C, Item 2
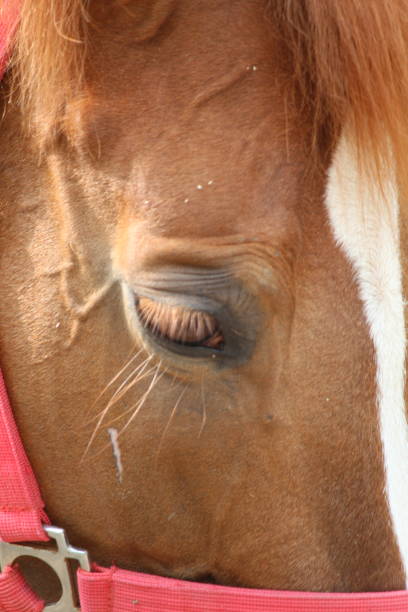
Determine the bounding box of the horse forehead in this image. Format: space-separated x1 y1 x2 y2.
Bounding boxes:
78 0 291 142
91 0 277 58
83 1 334 267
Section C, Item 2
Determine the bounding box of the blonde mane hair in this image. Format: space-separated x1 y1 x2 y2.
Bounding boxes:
272 0 408 193
9 0 88 144
9 0 408 188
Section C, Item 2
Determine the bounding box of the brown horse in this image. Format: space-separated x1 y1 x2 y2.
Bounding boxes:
2 0 408 603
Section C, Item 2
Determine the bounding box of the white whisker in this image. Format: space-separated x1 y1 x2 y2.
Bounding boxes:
102 365 160 428
118 363 165 437
199 377 207 438
82 355 154 459
81 347 141 428
156 385 188 461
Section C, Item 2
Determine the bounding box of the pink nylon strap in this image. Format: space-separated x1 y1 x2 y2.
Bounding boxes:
0 566 44 612
0 370 49 543
77 567 408 612
0 0 20 80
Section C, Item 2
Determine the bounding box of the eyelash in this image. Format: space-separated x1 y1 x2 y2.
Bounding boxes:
136 297 225 350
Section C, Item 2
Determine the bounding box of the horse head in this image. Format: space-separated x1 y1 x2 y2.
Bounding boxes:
1 0 408 599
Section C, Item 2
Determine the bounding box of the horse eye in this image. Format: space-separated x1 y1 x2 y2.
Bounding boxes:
136 297 225 350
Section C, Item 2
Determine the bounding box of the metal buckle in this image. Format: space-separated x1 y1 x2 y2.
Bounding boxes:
0 525 91 611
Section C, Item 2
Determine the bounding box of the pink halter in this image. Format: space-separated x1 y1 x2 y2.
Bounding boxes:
2 3 408 610
0 0 20 80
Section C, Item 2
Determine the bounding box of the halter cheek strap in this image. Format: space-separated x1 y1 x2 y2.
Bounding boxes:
0 372 50 544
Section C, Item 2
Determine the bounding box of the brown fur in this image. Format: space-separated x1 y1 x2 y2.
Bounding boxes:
11 0 408 186
1 0 407 602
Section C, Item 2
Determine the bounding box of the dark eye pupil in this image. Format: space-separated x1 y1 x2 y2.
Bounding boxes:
136 297 225 350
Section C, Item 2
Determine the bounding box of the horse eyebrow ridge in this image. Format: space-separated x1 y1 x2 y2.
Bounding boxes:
10 0 408 200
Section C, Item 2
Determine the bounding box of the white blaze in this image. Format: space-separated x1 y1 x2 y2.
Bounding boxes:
325 134 408 582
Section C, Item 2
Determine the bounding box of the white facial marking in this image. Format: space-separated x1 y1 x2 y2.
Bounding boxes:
108 427 123 483
325 133 408 583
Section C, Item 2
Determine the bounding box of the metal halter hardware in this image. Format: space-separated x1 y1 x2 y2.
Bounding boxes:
0 525 91 611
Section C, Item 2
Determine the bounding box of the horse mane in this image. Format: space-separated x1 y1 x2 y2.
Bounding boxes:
9 0 88 144
271 0 408 192
9 0 408 190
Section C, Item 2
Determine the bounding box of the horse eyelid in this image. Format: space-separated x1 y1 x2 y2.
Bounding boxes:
136 296 225 350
